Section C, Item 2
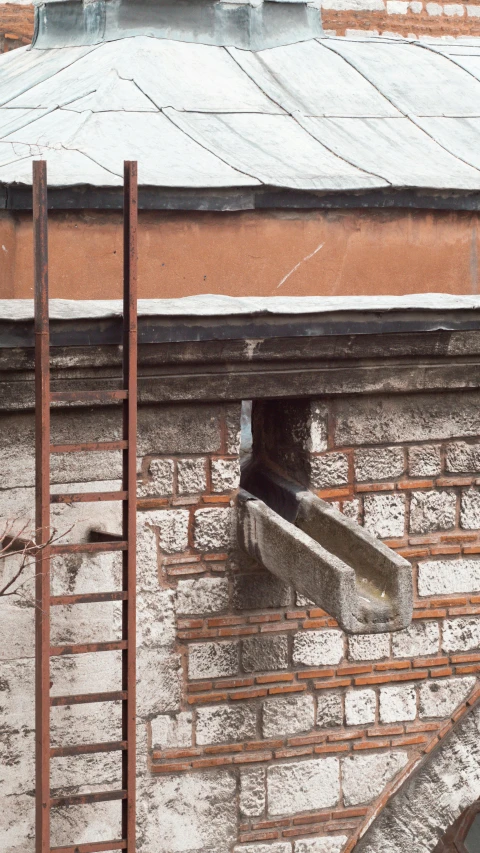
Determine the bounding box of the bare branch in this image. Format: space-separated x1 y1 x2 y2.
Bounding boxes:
0 518 74 600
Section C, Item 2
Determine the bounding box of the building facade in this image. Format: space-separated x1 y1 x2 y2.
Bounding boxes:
1 297 480 852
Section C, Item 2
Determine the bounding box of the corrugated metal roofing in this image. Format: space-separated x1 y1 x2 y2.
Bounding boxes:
1 34 480 193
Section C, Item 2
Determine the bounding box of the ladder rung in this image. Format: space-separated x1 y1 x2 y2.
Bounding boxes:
51 492 128 504
51 592 128 607
50 641 127 657
50 790 127 808
51 842 126 853
51 441 128 454
51 740 127 758
51 841 127 853
51 691 127 706
50 390 128 403
50 542 128 555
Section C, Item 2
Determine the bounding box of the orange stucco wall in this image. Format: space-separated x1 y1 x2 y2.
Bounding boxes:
1 207 479 299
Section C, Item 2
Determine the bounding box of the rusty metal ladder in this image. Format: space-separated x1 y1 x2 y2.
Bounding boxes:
33 160 138 853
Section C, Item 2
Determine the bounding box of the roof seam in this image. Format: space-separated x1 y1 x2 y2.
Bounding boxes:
318 38 480 183
226 44 389 185
0 45 102 109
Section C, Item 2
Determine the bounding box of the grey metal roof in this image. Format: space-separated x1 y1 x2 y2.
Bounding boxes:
2 29 480 198
2 293 480 322
1 294 480 349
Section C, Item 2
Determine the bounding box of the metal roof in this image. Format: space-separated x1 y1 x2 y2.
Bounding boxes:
1 294 480 348
2 29 480 204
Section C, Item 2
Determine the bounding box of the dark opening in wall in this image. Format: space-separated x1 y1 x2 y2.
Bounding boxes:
240 400 252 466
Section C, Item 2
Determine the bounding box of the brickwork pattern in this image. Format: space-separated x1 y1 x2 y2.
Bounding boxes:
146 393 480 853
1 395 480 852
0 3 33 52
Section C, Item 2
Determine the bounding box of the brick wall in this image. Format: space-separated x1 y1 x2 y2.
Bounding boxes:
1 392 480 852
140 392 480 852
0 3 33 52
2 0 480 54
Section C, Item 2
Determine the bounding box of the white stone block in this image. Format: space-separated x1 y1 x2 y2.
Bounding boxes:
188 641 239 680
348 633 390 661
426 2 443 13
235 845 291 853
345 689 376 725
418 559 480 596
176 577 229 616
379 684 417 722
139 770 237 853
137 588 176 650
342 752 409 806
408 445 441 476
460 489 480 530
262 694 315 738
317 692 344 728
137 458 174 497
334 393 480 447
444 3 464 13
177 458 207 494
309 403 328 453
364 494 405 539
239 767 266 818
151 712 193 750
392 621 440 658
322 0 384 9
310 453 349 489
196 703 257 745
137 514 160 591
153 509 189 554
409 1 423 10
211 458 241 493
467 4 480 14
267 758 340 815
341 498 360 523
354 446 404 482
442 617 480 653
386 0 409 11
446 441 480 473
194 507 233 551
409 490 456 534
419 677 476 718
293 630 344 667
294 838 349 853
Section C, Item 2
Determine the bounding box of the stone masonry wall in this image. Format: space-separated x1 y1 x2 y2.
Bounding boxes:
1 392 480 853
3 1 480 53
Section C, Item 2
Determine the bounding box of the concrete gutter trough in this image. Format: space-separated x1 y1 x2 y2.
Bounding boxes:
238 467 413 634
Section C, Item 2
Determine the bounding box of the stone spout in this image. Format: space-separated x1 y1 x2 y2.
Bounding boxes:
237 467 413 634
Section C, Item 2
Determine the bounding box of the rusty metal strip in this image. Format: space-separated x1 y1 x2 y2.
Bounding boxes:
50 441 128 453
50 791 127 808
50 390 128 403
34 159 51 853
122 160 138 853
50 491 128 504
50 691 127 707
50 841 127 853
50 541 128 555
50 641 127 656
34 161 137 853
50 592 128 606
50 741 127 758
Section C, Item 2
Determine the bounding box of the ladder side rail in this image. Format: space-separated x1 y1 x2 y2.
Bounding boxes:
122 160 138 851
34 159 51 853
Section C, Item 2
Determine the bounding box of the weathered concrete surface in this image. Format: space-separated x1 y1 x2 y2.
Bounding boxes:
355 700 480 853
138 770 238 853
4 209 480 300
